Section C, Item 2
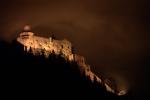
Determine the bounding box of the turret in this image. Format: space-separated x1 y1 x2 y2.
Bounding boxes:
19 25 34 39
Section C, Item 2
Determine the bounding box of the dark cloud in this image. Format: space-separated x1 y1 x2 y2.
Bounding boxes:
0 0 150 96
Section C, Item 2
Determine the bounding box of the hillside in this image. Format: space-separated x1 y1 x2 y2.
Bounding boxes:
0 40 127 99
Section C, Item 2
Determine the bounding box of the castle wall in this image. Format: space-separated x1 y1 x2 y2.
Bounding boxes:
17 32 72 58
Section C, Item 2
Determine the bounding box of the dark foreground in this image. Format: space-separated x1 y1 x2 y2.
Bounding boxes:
0 40 131 99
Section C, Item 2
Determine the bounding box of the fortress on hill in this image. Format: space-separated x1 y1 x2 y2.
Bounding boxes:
17 30 94 79
17 31 88 68
17 31 73 60
16 28 125 96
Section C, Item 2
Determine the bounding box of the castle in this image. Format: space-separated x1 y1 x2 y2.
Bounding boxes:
17 31 73 59
17 30 125 96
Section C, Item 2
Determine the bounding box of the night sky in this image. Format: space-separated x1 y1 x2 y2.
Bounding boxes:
0 0 150 97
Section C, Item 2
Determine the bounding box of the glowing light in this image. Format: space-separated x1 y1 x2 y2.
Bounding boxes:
118 90 127 96
24 25 31 31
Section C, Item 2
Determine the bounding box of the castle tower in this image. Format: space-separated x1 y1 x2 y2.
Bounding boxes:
19 25 34 39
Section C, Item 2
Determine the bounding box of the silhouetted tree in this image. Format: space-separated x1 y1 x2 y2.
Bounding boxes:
0 40 121 99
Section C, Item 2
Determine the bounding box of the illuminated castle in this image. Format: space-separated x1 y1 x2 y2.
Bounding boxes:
17 27 125 96
17 31 73 59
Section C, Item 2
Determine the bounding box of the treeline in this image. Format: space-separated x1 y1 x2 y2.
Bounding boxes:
0 40 126 99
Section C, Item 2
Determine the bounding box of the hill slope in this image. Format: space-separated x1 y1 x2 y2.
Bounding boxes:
0 40 126 99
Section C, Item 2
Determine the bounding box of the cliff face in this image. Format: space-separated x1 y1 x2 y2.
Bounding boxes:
16 31 124 96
